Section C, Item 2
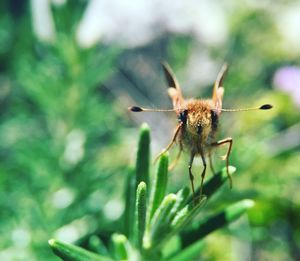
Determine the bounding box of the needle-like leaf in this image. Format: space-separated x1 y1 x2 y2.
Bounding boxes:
123 168 136 239
48 239 113 261
136 182 147 249
111 234 129 261
144 194 177 249
149 152 169 220
88 236 109 256
181 199 254 247
136 123 150 188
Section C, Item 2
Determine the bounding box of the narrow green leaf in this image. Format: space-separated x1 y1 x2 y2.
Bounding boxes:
111 234 129 261
170 197 206 230
123 168 136 239
136 123 150 188
149 152 169 220
152 197 207 253
180 199 254 247
166 240 204 261
48 239 113 261
187 166 236 203
144 194 177 249
136 182 147 249
161 236 181 258
169 187 190 220
150 194 177 234
225 199 254 220
88 236 109 256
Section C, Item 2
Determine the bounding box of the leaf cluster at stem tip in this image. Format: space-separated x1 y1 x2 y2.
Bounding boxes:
48 123 254 261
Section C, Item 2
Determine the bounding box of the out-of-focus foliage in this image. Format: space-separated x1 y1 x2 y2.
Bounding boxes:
0 2 125 260
1 0 300 260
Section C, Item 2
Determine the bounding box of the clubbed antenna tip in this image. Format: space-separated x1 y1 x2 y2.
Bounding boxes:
128 106 143 112
259 104 273 110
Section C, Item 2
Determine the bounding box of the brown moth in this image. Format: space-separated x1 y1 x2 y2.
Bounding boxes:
129 62 272 201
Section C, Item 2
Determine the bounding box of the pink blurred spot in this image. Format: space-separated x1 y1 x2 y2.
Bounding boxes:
273 66 300 107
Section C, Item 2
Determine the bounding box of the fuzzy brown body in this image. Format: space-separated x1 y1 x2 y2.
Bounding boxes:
178 99 218 156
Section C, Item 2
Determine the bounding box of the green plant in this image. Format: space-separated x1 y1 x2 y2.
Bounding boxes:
0 4 124 258
49 124 254 260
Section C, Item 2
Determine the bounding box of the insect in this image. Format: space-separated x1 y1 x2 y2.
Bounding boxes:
129 62 272 202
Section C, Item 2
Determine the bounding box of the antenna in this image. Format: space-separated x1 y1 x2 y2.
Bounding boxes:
128 106 176 112
129 104 273 113
221 104 273 112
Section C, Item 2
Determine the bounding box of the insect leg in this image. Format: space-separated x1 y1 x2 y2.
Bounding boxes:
154 122 182 163
188 152 196 203
168 143 183 171
210 137 233 188
199 149 207 199
208 148 216 174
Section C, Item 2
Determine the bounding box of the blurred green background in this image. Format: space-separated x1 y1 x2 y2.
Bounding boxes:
0 0 299 260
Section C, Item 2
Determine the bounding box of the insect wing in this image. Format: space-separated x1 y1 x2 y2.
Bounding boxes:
212 63 228 115
161 62 184 110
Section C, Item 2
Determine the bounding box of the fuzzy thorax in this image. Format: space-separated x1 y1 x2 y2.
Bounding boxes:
181 99 215 151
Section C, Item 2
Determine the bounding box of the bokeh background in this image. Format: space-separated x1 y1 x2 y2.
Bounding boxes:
0 0 300 260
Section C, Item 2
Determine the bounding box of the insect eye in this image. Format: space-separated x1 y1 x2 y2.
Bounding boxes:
211 109 218 131
178 110 188 124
